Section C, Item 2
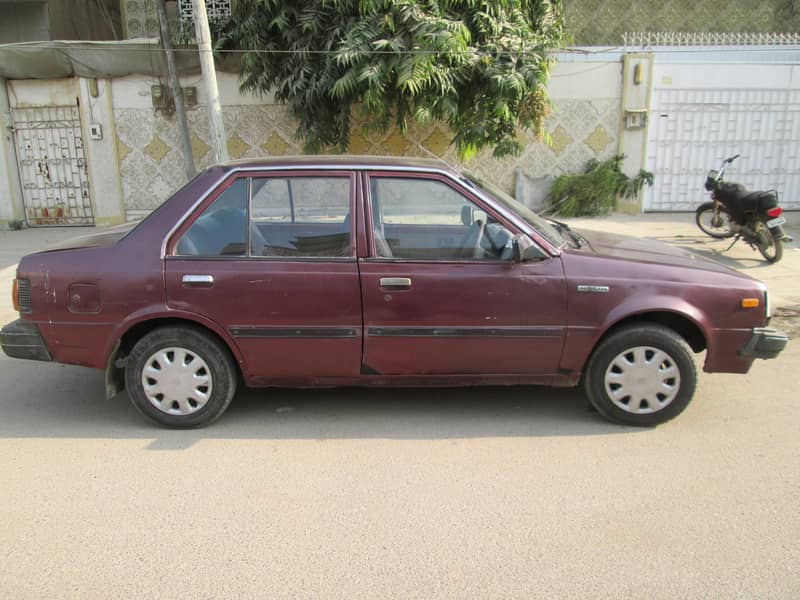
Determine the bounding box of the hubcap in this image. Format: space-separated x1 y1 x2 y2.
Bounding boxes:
141 347 212 416
604 346 681 414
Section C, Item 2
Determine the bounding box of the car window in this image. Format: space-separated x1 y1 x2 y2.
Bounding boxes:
462 172 565 249
175 178 247 256
250 177 351 257
370 177 514 261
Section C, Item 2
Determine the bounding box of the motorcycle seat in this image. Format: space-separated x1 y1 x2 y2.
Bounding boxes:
717 183 777 212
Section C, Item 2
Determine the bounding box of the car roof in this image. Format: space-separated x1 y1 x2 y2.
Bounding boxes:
218 154 457 173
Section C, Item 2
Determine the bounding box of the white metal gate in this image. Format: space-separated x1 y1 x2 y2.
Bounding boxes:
644 87 800 211
12 105 94 226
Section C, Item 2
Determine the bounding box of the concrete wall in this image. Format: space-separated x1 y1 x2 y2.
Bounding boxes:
0 55 625 225
0 2 49 43
0 0 120 44
3 78 125 226
111 60 623 220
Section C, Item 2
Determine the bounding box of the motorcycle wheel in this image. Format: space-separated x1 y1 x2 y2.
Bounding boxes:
756 226 783 263
695 202 735 238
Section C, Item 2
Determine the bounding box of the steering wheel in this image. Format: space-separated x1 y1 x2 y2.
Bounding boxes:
458 220 486 259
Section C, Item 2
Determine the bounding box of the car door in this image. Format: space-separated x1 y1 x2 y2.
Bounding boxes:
358 171 567 376
165 171 362 382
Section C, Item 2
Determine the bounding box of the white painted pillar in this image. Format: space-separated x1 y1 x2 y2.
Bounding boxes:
617 53 654 213
0 77 26 226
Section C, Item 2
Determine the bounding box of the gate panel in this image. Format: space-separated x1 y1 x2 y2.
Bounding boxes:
644 88 800 211
12 105 94 226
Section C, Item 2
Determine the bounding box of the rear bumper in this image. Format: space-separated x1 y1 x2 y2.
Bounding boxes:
0 319 52 362
739 327 788 360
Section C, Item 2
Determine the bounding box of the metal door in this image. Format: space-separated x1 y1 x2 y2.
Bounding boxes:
11 105 94 226
644 87 800 212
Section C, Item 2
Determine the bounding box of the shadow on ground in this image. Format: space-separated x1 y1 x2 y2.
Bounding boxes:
0 359 635 447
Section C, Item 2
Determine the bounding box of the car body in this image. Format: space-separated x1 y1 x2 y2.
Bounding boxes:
1 156 788 427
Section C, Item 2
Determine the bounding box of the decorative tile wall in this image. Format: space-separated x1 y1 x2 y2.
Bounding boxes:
122 0 159 39
114 99 620 216
564 0 800 46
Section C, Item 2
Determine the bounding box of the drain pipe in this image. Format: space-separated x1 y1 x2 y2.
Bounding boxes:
0 77 25 226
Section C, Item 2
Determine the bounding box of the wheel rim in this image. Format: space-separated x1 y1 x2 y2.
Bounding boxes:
698 207 732 237
141 347 213 416
756 227 779 261
604 346 681 414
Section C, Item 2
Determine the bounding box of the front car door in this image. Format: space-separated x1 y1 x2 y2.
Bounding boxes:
359 171 567 377
165 170 362 384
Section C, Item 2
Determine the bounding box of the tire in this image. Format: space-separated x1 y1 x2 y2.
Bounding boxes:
584 324 697 427
756 226 783 263
695 202 735 238
125 326 237 428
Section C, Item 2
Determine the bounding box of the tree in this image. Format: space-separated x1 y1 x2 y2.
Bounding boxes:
227 0 564 159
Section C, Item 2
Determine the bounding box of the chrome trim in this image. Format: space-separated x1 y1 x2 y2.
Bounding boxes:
577 285 610 293
379 277 412 288
160 163 559 260
182 274 214 286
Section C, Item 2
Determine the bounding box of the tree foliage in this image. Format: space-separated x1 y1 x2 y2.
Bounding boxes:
227 0 564 158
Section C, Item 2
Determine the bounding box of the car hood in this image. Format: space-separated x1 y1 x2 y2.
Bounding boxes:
38 222 138 253
572 228 743 276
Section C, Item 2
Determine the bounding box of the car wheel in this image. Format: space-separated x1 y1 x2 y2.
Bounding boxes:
584 324 697 426
125 326 237 428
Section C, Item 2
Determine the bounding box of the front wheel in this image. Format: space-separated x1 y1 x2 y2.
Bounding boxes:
695 202 735 238
756 226 783 263
584 324 697 427
125 326 238 428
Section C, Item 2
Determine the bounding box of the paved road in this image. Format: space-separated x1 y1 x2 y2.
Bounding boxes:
1 215 798 598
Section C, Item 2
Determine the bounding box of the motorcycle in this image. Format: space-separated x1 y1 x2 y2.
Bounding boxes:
695 154 791 263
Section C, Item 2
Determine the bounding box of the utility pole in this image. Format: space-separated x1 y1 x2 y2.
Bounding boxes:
192 0 228 163
156 0 195 180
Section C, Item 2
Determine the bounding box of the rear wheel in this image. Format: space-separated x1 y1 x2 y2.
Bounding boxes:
584 324 697 427
696 202 734 238
756 225 783 263
125 326 237 428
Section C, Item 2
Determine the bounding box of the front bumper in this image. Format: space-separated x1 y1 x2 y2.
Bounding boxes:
0 319 52 362
739 327 788 360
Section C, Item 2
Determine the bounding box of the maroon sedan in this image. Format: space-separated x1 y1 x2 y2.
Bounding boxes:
1 156 788 427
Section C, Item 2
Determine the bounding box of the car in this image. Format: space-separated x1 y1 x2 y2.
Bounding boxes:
1 156 789 428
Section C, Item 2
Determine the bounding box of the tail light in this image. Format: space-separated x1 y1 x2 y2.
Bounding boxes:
767 207 783 217
12 278 31 313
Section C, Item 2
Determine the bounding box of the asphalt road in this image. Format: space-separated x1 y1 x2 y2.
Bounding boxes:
1 215 798 598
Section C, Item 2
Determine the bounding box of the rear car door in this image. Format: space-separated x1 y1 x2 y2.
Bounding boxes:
358 171 567 376
165 171 362 382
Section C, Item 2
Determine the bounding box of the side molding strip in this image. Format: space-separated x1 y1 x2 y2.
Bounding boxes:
368 326 562 338
230 327 358 339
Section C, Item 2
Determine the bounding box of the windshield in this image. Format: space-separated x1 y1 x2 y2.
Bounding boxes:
462 172 565 248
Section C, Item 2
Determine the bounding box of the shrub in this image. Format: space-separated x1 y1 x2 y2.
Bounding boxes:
545 155 654 216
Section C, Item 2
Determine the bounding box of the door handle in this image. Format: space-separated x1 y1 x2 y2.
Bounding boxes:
182 274 214 288
379 277 412 290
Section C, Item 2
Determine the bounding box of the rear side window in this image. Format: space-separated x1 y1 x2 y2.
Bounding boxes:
175 175 352 259
176 179 247 256
250 177 351 257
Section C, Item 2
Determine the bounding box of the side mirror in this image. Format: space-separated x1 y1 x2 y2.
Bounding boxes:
512 234 547 262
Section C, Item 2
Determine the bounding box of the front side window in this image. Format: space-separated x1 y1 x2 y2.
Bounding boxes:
370 177 515 260
175 175 352 258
